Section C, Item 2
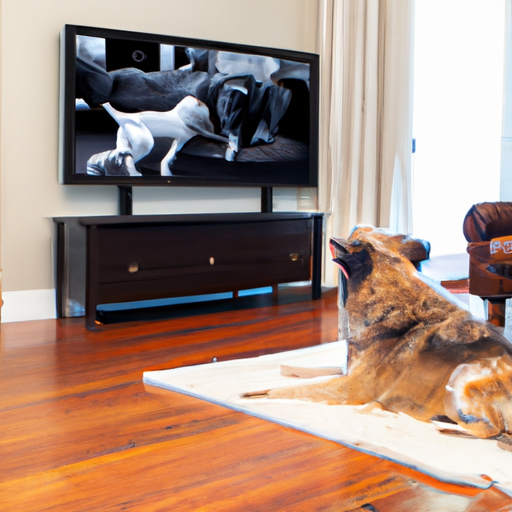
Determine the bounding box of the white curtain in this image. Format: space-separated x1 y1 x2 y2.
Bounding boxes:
318 0 415 285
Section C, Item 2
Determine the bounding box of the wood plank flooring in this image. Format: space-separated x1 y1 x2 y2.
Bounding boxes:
1 287 511 511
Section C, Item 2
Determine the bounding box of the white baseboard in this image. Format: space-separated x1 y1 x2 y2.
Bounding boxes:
1 289 57 323
0 287 275 323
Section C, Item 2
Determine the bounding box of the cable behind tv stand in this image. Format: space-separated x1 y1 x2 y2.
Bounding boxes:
54 212 323 330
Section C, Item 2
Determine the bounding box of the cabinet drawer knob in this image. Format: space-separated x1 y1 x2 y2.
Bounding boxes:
209 257 215 265
289 253 299 262
128 262 139 273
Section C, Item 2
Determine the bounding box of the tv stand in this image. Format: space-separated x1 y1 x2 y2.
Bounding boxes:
54 212 323 330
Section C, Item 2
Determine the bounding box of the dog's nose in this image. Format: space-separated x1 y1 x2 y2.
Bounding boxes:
329 237 348 258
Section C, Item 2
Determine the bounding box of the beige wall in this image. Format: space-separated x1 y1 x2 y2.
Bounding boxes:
0 0 320 292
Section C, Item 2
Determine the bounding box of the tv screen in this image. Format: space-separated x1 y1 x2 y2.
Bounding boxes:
59 25 319 188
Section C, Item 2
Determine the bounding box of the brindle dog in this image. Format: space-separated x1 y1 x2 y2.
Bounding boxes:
267 227 512 439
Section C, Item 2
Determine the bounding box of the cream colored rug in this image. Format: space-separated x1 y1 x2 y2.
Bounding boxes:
143 341 512 496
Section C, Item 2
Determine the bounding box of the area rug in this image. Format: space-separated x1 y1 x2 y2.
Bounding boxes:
143 341 512 496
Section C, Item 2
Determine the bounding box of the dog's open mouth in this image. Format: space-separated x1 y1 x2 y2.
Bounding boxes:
330 238 351 280
333 258 350 280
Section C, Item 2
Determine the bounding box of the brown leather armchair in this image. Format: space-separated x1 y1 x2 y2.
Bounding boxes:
464 201 512 326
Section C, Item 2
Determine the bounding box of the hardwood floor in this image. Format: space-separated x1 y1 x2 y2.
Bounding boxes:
1 287 511 511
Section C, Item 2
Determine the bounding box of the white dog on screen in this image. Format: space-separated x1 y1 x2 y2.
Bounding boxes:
87 95 228 177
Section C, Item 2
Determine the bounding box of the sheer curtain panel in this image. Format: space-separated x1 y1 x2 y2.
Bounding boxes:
318 0 415 285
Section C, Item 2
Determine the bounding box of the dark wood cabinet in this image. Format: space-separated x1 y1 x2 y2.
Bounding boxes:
54 213 323 329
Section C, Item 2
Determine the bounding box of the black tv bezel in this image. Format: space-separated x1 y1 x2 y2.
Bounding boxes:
59 24 320 188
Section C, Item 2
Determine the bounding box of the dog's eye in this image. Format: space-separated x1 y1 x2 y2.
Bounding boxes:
348 240 370 254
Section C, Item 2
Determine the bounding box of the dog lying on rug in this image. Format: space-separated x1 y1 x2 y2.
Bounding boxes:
265 227 512 439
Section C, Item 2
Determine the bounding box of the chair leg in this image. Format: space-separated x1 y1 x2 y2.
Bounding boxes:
486 298 507 327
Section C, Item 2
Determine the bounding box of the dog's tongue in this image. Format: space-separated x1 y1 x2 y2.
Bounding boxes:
333 259 350 280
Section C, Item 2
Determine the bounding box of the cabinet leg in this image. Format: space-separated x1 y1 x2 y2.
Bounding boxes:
486 298 506 327
311 214 323 300
86 308 100 330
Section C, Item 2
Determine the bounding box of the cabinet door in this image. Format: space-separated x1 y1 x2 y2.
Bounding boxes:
90 219 312 304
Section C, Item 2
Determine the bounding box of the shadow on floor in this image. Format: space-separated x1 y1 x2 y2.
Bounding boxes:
96 285 331 325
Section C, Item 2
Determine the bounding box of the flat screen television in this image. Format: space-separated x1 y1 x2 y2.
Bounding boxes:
59 24 320 190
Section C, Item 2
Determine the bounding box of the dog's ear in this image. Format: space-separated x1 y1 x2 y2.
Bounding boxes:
390 235 430 265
